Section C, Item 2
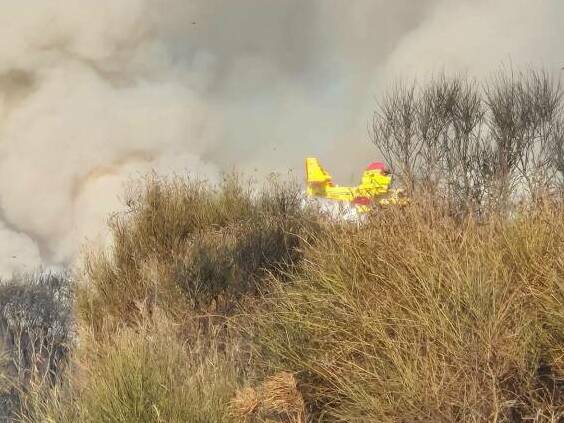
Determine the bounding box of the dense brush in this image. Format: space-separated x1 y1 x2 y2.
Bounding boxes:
249 200 564 422
6 177 563 423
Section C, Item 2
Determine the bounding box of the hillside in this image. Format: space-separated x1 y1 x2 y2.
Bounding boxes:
0 174 561 422
1 71 563 422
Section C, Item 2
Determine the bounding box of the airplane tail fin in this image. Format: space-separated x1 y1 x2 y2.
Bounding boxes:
305 157 333 196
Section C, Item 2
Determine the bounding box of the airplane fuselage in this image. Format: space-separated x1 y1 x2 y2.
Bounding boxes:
305 157 407 211
307 170 391 202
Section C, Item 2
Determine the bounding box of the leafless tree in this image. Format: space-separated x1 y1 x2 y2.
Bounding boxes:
484 69 562 206
553 121 564 193
428 76 488 214
370 69 563 216
370 81 422 193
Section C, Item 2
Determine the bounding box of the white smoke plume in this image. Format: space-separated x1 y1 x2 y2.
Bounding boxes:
0 0 562 277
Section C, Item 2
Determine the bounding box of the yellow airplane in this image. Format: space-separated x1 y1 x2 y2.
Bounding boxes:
305 157 408 212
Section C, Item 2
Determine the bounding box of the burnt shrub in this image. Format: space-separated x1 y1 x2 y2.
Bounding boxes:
0 272 74 421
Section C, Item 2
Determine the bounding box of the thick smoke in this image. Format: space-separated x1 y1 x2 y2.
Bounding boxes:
0 0 562 277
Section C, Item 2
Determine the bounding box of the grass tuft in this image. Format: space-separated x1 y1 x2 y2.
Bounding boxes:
18 310 244 423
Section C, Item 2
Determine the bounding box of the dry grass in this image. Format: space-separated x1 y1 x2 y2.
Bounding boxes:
230 372 307 423
231 387 261 419
78 173 316 331
249 198 564 422
7 174 562 422
17 309 245 423
10 174 316 422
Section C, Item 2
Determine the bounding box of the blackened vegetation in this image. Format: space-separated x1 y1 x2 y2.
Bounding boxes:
0 272 73 421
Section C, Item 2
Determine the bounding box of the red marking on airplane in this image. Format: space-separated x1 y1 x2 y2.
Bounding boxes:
352 196 371 206
366 162 386 171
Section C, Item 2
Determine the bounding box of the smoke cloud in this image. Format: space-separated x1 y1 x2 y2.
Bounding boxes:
0 0 562 277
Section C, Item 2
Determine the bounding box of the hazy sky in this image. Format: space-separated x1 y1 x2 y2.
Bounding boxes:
0 0 563 277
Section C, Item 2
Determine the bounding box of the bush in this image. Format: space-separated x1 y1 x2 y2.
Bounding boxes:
18 312 244 423
79 173 317 329
250 201 564 422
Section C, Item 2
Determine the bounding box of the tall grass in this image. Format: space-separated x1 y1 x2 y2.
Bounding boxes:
79 173 316 330
249 199 564 422
17 174 318 422
6 176 562 422
18 311 244 423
